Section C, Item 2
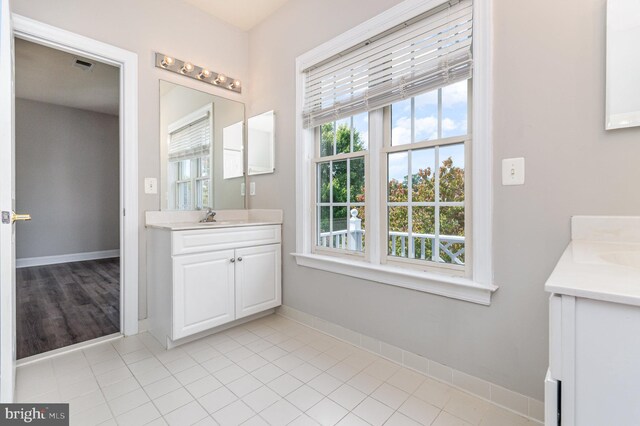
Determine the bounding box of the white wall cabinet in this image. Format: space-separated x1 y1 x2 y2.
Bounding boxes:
147 224 281 347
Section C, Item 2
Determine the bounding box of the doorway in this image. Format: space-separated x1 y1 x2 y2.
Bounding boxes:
14 38 121 358
1 13 138 401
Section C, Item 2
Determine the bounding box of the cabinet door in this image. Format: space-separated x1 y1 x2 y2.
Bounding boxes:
235 244 281 319
173 250 235 339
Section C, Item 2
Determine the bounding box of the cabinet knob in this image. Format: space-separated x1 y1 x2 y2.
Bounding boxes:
230 258 235 263
237 257 243 262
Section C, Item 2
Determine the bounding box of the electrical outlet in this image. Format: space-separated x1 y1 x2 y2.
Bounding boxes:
502 158 525 186
250 182 256 196
144 177 158 194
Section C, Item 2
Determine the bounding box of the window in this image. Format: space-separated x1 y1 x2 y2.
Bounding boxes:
314 113 368 254
168 105 213 210
386 80 469 270
295 0 496 304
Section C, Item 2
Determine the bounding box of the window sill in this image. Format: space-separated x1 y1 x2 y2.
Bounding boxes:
292 253 498 305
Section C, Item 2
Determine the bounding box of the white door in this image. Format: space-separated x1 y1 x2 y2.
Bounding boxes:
173 250 235 339
0 0 16 403
235 244 281 319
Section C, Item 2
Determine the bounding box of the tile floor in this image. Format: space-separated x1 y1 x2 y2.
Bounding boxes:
15 314 538 426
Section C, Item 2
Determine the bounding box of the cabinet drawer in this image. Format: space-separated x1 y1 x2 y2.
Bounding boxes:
172 225 281 255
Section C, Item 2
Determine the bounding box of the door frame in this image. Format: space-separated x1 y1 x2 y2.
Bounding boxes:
12 15 139 337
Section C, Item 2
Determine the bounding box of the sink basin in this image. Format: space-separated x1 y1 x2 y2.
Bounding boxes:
600 251 640 269
195 221 236 226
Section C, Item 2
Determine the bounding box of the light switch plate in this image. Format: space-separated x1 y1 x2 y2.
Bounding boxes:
502 158 525 185
240 182 246 196
250 182 256 196
144 177 158 194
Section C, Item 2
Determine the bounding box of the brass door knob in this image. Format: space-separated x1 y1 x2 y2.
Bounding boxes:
1 211 32 224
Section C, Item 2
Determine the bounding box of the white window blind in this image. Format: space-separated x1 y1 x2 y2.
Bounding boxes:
302 0 473 128
168 112 211 160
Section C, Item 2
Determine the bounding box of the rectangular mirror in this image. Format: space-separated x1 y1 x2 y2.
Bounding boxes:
248 110 275 175
160 80 245 210
606 0 640 129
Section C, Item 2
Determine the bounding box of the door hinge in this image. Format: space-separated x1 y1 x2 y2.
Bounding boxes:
123 208 126 216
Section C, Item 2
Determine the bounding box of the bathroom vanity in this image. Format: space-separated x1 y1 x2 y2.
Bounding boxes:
146 210 282 348
545 216 640 426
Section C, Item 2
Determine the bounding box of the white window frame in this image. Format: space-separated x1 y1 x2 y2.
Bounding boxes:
293 0 497 305
312 116 370 260
167 104 213 210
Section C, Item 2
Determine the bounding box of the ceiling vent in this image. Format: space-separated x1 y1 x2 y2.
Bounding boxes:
72 58 95 72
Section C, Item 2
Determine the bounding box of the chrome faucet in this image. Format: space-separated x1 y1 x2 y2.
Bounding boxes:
200 208 217 223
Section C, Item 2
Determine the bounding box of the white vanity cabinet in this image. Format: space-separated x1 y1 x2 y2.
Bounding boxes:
544 216 640 426
147 224 281 347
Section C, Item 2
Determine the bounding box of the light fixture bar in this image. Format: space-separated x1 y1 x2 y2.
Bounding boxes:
154 53 241 94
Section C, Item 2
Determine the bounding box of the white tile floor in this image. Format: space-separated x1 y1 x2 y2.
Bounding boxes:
15 314 538 426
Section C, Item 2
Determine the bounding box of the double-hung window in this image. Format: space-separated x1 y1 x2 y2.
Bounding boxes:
168 104 213 210
315 113 368 255
295 0 496 304
386 80 469 271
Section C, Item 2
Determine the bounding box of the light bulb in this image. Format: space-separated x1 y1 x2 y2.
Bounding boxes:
214 74 227 84
198 69 211 79
181 62 194 74
230 80 241 89
161 56 174 68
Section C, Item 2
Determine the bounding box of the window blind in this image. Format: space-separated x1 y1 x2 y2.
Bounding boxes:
302 0 473 128
168 113 211 160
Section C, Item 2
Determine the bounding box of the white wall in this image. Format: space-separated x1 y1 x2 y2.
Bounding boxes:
247 0 640 400
12 0 250 319
15 99 119 259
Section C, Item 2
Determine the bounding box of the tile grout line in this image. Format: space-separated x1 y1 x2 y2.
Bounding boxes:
17 314 537 426
276 305 544 425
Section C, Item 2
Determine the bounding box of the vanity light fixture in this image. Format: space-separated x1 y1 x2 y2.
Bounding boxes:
160 55 174 68
181 62 195 74
154 52 241 94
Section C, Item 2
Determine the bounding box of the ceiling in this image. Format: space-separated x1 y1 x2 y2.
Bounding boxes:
180 0 290 31
15 38 120 116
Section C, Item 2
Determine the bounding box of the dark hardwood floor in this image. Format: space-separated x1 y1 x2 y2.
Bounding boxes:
16 257 120 359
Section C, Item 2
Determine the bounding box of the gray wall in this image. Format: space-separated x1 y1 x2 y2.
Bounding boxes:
15 99 119 259
247 0 640 400
12 0 250 319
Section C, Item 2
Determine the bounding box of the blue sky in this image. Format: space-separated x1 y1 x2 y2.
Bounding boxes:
388 80 467 184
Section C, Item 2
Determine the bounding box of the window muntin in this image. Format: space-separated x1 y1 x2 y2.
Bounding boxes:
172 156 211 210
386 80 469 267
315 114 367 253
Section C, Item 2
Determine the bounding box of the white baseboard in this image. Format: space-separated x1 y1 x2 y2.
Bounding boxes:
16 249 120 268
277 305 544 424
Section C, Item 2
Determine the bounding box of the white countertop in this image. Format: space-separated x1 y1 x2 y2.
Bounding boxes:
144 209 283 231
146 219 282 231
545 216 640 306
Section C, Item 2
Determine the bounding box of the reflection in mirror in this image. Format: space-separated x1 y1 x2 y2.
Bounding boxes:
248 110 275 175
160 80 245 210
